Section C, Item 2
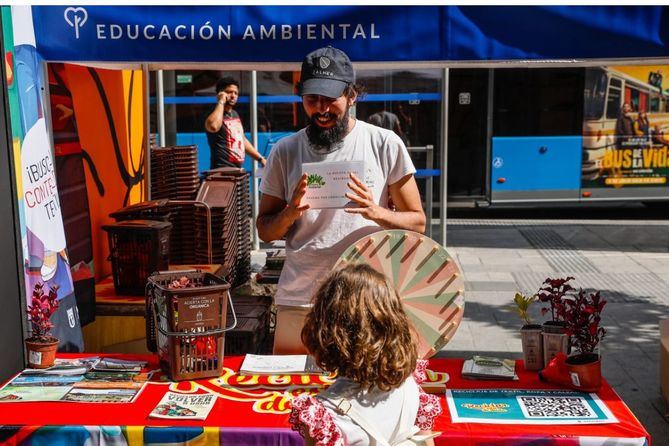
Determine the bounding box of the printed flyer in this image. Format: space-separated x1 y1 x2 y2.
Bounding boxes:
446 389 618 424
149 391 217 420
302 160 365 209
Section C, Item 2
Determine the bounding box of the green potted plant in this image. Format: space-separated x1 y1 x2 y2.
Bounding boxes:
25 282 60 369
537 276 573 368
510 292 543 371
563 288 607 391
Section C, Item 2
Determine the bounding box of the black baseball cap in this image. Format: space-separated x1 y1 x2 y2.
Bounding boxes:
299 46 355 98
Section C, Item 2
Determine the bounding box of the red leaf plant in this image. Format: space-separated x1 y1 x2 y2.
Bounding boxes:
537 276 575 323
27 282 59 343
563 289 607 356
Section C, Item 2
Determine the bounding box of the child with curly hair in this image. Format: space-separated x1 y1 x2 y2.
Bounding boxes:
289 263 442 445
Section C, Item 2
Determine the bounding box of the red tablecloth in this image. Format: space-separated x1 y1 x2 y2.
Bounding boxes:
0 354 650 446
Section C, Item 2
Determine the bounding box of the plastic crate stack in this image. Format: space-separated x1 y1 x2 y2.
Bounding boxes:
199 168 252 287
150 145 200 200
111 200 212 265
213 168 252 285
165 201 212 265
196 176 238 283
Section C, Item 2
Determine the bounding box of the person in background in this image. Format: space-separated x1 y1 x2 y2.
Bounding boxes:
204 76 266 169
635 111 650 139
614 102 635 149
256 46 425 354
289 263 441 446
368 106 407 144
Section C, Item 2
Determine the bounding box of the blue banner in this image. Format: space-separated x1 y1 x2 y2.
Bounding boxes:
31 6 669 63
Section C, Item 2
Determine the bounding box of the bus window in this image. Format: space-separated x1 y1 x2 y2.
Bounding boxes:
627 86 641 111
638 91 648 112
606 77 622 119
584 68 607 120
650 94 660 113
494 68 583 136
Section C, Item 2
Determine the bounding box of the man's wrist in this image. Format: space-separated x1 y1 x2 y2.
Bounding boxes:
281 204 300 223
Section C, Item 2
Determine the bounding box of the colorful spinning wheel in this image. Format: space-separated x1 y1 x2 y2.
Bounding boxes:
335 230 465 359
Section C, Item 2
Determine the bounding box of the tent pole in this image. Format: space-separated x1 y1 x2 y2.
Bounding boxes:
440 67 449 246
157 70 165 147
143 64 151 201
250 71 260 251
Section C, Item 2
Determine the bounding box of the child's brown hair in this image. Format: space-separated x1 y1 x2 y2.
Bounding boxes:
301 263 418 391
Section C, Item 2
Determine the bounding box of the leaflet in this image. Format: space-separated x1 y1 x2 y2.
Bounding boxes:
239 354 326 376
302 160 365 209
149 391 217 420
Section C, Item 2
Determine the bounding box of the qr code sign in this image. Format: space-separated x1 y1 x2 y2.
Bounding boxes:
517 396 597 418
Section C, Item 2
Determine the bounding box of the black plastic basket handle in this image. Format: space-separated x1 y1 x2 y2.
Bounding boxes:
156 269 199 275
154 289 238 338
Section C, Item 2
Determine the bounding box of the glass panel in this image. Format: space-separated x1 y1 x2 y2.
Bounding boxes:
494 68 584 136
584 68 607 120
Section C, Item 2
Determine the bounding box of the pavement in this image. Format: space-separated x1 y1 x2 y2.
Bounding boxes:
436 213 669 442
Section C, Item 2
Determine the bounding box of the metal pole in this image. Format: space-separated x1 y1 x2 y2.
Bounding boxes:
485 69 494 203
426 145 433 239
156 69 165 147
440 68 449 246
250 71 260 251
142 64 151 201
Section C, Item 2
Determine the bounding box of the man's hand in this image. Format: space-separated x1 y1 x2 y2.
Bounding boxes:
344 172 387 222
216 91 228 105
259 157 267 167
286 173 310 220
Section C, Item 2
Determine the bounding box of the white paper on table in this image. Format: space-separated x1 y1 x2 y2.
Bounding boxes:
302 160 365 209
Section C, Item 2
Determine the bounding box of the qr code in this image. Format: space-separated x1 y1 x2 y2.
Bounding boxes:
517 396 597 418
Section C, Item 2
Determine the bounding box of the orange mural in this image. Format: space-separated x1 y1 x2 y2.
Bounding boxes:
63 64 145 281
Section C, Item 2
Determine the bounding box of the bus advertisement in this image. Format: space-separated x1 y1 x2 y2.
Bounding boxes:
582 65 669 199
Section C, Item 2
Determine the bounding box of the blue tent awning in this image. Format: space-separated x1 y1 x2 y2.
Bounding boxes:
31 6 669 63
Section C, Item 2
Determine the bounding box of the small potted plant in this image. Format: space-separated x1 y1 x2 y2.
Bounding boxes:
510 292 544 371
537 276 574 367
25 282 60 368
563 289 607 391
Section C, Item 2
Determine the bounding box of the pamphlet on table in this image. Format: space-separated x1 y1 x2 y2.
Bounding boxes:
302 160 365 209
446 389 618 424
0 357 150 403
461 356 518 380
149 391 217 420
239 354 326 375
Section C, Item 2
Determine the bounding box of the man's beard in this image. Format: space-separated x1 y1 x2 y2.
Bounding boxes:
306 110 349 153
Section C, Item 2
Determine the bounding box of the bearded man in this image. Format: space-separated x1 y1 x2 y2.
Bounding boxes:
257 46 426 354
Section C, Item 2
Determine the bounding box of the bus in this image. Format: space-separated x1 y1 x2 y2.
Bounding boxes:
147 63 669 211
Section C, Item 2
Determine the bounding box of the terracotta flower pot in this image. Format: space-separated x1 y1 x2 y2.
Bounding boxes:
520 324 544 371
25 338 59 369
566 353 602 392
542 321 569 368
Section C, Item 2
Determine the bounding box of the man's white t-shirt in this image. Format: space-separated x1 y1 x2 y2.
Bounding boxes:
260 120 416 307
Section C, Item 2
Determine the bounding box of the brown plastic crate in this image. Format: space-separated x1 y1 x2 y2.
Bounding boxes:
224 295 271 355
146 270 237 381
102 220 171 295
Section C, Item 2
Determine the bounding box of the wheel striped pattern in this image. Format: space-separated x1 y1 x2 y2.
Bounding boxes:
336 230 465 359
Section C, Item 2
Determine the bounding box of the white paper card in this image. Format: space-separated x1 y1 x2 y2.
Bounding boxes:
302 160 365 209
240 354 308 375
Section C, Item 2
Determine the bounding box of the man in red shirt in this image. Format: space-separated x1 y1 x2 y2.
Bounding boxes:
204 77 266 169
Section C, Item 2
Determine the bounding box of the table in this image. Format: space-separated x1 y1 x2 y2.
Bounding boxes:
0 354 650 446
